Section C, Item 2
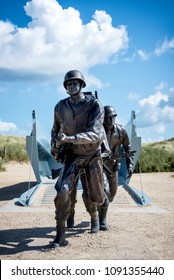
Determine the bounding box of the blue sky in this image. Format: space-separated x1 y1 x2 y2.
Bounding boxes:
0 0 174 143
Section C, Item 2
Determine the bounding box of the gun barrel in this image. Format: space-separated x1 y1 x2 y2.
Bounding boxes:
103 150 136 161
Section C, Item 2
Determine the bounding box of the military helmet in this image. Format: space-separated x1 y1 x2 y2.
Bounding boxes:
63 70 86 89
104 106 117 117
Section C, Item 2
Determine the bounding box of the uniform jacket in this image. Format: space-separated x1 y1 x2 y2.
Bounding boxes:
104 123 132 172
105 123 131 156
51 93 105 157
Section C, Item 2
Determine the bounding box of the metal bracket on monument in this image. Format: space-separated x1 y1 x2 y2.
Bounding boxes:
118 176 151 206
18 110 62 206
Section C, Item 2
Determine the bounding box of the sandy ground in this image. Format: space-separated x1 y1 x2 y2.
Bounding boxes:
0 162 174 260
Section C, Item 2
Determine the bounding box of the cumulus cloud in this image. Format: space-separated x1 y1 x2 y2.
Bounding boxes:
139 91 168 107
0 0 129 84
154 38 174 56
0 120 17 132
136 85 174 132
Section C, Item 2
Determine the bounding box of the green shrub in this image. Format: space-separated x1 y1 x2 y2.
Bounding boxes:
0 136 29 171
134 141 174 173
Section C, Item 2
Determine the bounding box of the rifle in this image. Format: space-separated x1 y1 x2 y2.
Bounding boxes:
102 150 136 176
103 150 136 162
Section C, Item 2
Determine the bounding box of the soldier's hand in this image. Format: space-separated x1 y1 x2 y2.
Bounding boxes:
101 152 110 158
57 133 75 144
60 133 69 142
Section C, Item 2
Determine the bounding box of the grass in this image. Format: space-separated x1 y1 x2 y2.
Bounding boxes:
0 135 29 171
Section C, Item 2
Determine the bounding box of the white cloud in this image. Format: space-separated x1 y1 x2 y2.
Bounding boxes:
161 106 174 122
137 86 174 132
137 49 150 61
0 0 129 86
0 120 17 132
135 38 174 62
139 91 168 107
154 38 174 56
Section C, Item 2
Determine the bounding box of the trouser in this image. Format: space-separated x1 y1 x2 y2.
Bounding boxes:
103 170 118 202
80 173 98 218
54 152 105 242
54 184 77 233
68 185 77 217
67 172 99 224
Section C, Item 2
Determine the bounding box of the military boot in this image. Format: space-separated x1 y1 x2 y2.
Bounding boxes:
51 225 66 249
91 215 99 233
67 209 75 228
99 205 109 231
98 198 109 231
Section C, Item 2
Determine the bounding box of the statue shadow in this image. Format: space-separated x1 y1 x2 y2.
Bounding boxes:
0 221 90 256
0 181 90 256
0 181 37 201
66 221 90 236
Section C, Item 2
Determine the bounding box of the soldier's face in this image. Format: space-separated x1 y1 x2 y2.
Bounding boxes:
104 115 116 128
66 80 81 96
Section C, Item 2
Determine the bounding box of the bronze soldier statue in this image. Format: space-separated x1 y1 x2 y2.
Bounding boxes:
50 70 108 248
99 105 133 230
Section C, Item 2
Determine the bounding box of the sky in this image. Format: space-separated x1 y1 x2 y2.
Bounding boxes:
0 0 174 143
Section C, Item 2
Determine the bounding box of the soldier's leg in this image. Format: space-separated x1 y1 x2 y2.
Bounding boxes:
97 171 117 231
81 173 99 234
52 159 78 248
107 171 118 202
52 191 71 248
67 183 77 228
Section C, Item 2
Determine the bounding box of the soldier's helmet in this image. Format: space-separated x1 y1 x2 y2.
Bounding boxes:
104 106 117 117
63 70 86 89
